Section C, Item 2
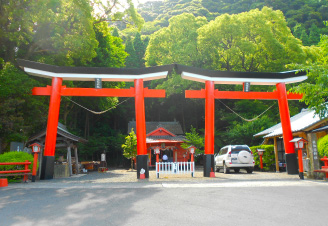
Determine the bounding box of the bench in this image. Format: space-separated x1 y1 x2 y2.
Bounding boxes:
314 157 328 179
314 168 328 173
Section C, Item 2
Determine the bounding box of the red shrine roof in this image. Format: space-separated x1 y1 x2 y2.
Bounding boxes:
128 121 185 143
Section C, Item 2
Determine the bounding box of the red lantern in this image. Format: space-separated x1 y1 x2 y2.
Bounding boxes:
290 137 308 180
29 142 42 182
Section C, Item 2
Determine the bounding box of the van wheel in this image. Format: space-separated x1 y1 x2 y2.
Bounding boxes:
223 163 230 174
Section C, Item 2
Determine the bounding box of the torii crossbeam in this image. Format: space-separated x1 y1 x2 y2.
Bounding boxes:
18 59 171 179
180 65 307 176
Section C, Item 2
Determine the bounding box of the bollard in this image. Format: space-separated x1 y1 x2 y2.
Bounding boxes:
210 167 215 178
0 178 8 187
140 168 146 179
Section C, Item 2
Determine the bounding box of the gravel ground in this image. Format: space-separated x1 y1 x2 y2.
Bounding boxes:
4 166 327 189
29 167 307 183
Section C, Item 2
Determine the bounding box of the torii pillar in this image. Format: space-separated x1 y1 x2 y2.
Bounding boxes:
204 81 215 177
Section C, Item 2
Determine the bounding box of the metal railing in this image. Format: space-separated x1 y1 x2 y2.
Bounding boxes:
155 162 195 178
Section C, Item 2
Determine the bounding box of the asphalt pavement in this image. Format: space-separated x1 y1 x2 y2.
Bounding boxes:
1 169 327 226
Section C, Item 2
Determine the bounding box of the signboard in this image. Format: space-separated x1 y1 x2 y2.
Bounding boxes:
312 140 318 160
10 142 24 152
101 153 106 162
95 78 102 89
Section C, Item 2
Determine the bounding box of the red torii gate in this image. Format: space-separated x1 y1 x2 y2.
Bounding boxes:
18 60 171 179
179 65 307 176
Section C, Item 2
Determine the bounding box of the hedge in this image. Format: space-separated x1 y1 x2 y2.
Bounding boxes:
318 135 328 157
0 152 38 181
250 145 275 171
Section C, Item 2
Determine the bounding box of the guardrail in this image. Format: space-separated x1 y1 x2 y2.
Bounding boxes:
0 160 32 183
155 162 195 178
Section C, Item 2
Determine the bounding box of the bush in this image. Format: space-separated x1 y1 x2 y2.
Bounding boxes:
0 152 38 181
318 135 328 157
250 145 275 171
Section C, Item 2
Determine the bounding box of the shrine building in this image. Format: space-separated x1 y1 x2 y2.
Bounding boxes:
128 121 188 167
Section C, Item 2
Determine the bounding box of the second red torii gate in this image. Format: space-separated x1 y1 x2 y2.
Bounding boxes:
180 66 307 176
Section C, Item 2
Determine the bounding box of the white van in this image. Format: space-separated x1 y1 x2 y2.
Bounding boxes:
214 145 254 174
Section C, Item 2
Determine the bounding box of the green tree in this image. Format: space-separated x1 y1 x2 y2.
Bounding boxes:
181 126 204 156
197 7 307 72
308 23 321 45
122 129 137 170
300 29 310 46
145 13 208 67
0 62 48 151
91 22 128 68
92 0 144 30
291 34 327 118
125 37 138 68
226 116 275 147
0 0 98 66
133 32 146 68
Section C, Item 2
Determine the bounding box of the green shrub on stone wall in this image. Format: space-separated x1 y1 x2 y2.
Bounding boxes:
250 145 275 171
318 135 328 157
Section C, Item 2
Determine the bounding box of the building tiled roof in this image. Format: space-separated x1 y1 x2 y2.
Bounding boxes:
254 108 323 138
28 122 87 144
146 136 185 142
128 121 184 135
312 125 328 133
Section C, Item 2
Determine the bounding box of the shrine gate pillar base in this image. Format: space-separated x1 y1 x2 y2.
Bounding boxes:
137 155 149 179
41 156 55 180
285 154 298 175
204 154 214 177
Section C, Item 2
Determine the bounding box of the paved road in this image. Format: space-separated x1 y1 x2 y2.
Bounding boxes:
1 170 327 226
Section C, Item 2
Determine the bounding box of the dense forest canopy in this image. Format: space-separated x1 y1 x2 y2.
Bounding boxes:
0 0 327 165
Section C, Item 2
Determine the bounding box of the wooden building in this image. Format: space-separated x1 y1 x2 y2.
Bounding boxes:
128 121 188 167
27 123 87 178
254 108 328 177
